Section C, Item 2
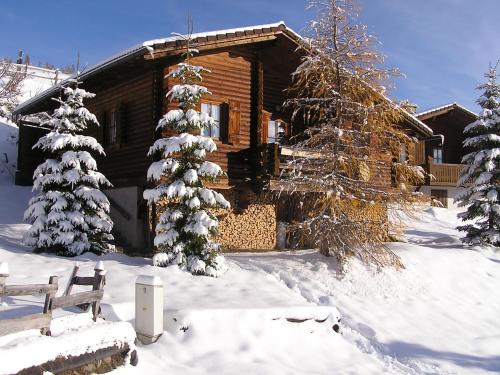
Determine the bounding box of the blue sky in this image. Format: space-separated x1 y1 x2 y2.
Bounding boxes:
2 0 499 113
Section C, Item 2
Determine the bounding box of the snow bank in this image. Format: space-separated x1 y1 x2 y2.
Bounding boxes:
1 183 500 374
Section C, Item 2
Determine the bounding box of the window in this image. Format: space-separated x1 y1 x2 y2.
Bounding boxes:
105 110 117 146
201 102 220 139
433 147 443 164
399 144 407 163
267 120 286 144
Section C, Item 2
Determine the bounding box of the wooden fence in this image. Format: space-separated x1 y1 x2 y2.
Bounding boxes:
0 262 106 337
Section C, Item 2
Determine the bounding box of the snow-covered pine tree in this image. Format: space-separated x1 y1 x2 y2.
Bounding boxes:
143 42 230 277
455 66 500 246
23 82 115 256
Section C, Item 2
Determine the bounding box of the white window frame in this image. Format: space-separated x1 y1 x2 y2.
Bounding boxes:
201 102 220 140
399 144 407 163
433 147 443 164
267 120 286 144
106 109 118 145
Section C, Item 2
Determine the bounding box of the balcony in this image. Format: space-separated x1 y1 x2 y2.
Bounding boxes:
428 162 465 186
263 143 395 192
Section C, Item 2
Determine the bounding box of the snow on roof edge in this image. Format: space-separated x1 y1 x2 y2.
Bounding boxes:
14 43 147 115
14 21 301 115
379 93 433 136
416 102 477 119
142 21 302 46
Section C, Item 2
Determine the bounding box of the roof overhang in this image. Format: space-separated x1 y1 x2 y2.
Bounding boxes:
416 102 477 121
13 20 432 139
13 22 301 116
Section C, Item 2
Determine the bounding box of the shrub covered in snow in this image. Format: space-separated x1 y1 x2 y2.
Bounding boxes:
23 82 115 255
455 67 500 246
144 50 229 277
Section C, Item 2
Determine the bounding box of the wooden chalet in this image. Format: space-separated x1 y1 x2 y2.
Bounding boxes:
13 22 433 254
415 103 477 207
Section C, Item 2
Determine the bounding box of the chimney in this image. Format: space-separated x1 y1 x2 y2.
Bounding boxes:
17 50 23 64
400 100 418 114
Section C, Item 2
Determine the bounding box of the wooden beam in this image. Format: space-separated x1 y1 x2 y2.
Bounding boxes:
52 290 104 310
71 276 96 286
18 344 135 374
63 264 80 296
0 313 51 336
145 35 278 60
3 283 57 297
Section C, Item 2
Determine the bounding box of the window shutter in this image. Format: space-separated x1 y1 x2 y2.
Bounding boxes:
98 111 106 145
220 102 229 143
228 100 241 145
117 102 128 144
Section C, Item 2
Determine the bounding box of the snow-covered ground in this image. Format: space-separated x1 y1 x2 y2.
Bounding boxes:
0 181 499 374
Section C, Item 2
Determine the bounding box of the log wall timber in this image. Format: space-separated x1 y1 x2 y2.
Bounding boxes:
164 49 254 183
84 66 154 187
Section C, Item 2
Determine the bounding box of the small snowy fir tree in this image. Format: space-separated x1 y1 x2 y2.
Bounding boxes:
143 45 230 277
455 66 500 246
23 82 115 256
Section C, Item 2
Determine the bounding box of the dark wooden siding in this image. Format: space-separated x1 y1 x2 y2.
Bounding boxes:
422 110 475 164
85 67 155 187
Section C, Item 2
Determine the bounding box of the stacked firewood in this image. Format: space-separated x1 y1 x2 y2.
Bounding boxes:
216 203 276 251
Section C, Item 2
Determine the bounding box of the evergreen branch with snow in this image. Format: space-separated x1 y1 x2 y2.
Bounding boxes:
455 66 500 246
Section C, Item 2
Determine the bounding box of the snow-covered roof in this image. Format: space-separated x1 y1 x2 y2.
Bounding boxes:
13 21 431 136
416 102 477 121
13 43 148 115
14 22 300 115
142 21 302 47
381 95 433 136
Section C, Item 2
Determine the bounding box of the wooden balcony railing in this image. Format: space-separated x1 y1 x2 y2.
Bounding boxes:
429 162 465 186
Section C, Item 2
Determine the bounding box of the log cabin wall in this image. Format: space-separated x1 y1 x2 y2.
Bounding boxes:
159 45 292 251
84 65 156 187
261 37 304 139
163 48 255 184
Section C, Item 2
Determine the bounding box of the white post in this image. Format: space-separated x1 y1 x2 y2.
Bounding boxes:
277 222 287 250
0 262 9 306
135 275 163 344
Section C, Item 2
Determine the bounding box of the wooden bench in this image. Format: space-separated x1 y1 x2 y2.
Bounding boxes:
0 261 138 374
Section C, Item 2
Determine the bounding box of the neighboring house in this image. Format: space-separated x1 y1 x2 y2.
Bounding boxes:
0 63 68 184
416 103 477 208
13 22 432 254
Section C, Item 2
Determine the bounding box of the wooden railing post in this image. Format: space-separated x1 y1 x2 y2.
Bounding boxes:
274 143 280 177
64 262 80 297
0 262 8 305
92 261 106 322
42 275 58 336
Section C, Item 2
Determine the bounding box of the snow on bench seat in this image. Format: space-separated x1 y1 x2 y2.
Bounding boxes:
0 313 136 375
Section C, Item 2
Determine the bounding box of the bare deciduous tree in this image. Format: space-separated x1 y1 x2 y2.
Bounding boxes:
280 0 426 269
0 59 27 120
